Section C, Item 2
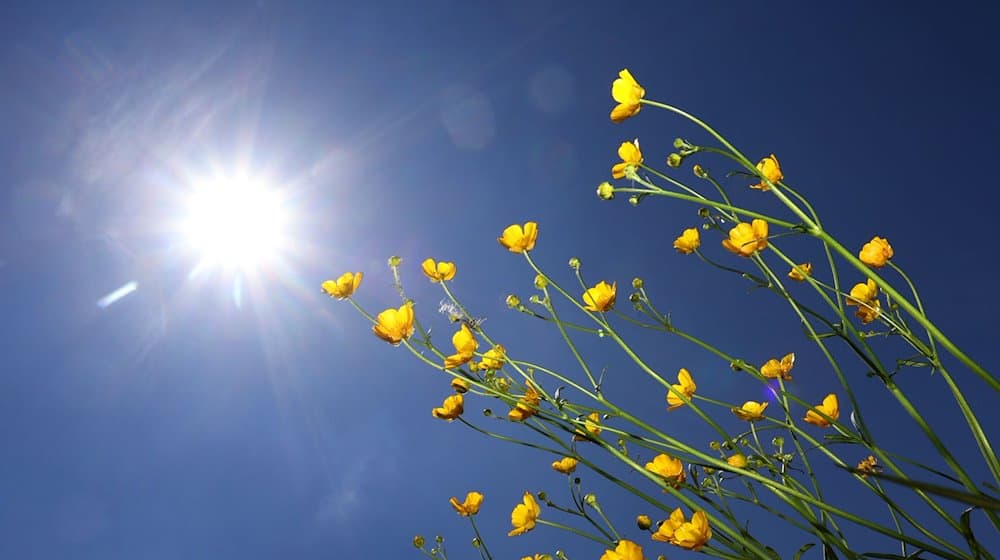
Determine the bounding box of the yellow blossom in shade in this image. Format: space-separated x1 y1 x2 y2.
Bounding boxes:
731 400 769 421
450 377 470 393
636 515 652 531
859 236 894 268
726 453 748 468
673 228 701 254
666 368 697 410
432 393 464 421
573 412 602 441
372 302 415 345
857 455 881 478
600 539 645 560
444 324 479 368
478 344 507 371
610 68 645 123
508 385 541 422
421 258 457 282
672 511 713 551
722 219 769 257
449 491 483 516
760 353 795 380
551 457 578 474
645 454 686 487
321 272 363 299
751 154 783 190
652 507 686 543
498 222 538 253
508 492 541 536
788 262 813 281
847 279 881 324
582 281 617 312
611 139 643 179
804 393 840 427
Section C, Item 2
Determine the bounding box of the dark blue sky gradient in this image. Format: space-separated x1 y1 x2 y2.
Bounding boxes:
2 2 999 558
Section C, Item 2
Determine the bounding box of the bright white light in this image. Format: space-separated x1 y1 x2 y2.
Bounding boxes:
182 176 286 269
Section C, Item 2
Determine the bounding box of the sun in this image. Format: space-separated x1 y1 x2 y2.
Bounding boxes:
182 174 287 270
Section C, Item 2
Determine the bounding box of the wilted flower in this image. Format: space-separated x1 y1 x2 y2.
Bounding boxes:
444 324 479 368
726 453 748 468
573 412 602 441
673 228 701 254
722 219 769 256
582 281 617 312
498 222 538 253
847 279 881 324
551 457 578 474
804 393 840 427
667 368 697 410
372 303 415 345
859 236 893 268
788 263 812 281
321 272 363 299
760 353 795 380
645 454 685 487
508 385 541 422
432 393 464 421
857 455 881 478
600 539 645 560
751 154 783 191
451 377 470 393
449 491 483 516
731 400 769 421
508 492 541 536
421 258 457 282
612 139 643 179
610 69 645 123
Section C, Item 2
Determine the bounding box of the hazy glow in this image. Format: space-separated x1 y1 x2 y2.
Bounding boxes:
97 281 139 308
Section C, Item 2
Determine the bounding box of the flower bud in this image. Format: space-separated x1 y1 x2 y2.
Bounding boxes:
631 277 643 289
388 255 402 267
673 137 686 149
537 491 548 502
471 537 481 548
637 514 652 530
709 441 721 450
693 164 708 178
534 274 548 289
698 207 710 218
568 257 581 270
772 436 785 448
666 153 683 168
505 294 521 308
412 535 425 549
596 182 615 200
528 294 543 305
628 195 641 206
482 408 493 417
584 493 598 507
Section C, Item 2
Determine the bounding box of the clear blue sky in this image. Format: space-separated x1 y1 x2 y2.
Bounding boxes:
2 2 998 558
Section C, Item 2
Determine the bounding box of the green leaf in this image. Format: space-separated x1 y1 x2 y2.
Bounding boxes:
793 543 815 560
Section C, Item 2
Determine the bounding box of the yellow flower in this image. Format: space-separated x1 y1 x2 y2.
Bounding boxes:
421 258 456 282
499 222 538 253
804 393 840 427
666 368 697 410
857 455 881 478
731 400 769 421
573 412 602 441
611 139 643 179
645 454 685 487
788 262 812 281
600 539 645 560
508 492 541 536
508 385 541 422
551 456 578 474
449 491 483 516
451 377 470 393
726 453 748 468
652 507 686 543
321 272 363 299
673 510 713 551
610 69 645 123
847 279 881 324
522 556 551 560
582 281 617 312
444 324 479 368
673 228 701 254
636 514 652 530
859 236 893 268
478 344 507 371
760 353 795 380
432 393 464 421
722 219 769 257
750 154 783 191
372 302 415 345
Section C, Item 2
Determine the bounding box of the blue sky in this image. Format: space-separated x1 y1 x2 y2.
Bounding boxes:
2 2 999 559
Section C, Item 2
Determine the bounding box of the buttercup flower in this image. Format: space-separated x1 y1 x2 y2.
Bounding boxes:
857 455 881 478
760 353 795 380
859 236 893 268
444 324 479 368
522 555 551 560
645 454 685 487
432 393 464 421
666 368 697 410
804 393 840 427
652 507 686 543
610 68 645 123
582 281 617 312
508 385 541 422
672 510 713 550
726 453 748 468
421 258 457 282
600 539 645 560
788 262 812 281
847 279 881 324
372 302 415 345
551 456 578 474
499 222 539 253
612 139 643 179
321 272 363 299
449 491 483 516
673 228 701 254
508 492 541 536
478 344 507 371
722 219 769 257
451 377 470 393
751 154 783 191
573 412 602 441
731 400 769 421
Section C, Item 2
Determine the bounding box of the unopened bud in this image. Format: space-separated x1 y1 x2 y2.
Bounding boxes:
471 537 481 548
505 294 521 308
709 441 721 450
412 535 425 548
772 436 785 448
673 138 686 149
534 274 548 289
628 195 641 206
584 493 598 507
629 292 641 304
596 182 615 200
631 277 643 289
537 491 548 502
693 164 708 178
637 514 652 530
388 255 402 267
568 257 581 270
666 153 683 168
